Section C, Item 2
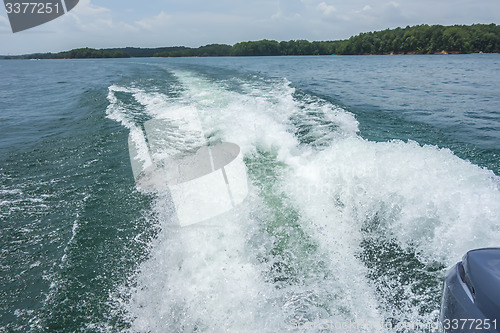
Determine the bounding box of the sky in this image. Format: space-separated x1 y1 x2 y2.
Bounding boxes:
1 0 499 55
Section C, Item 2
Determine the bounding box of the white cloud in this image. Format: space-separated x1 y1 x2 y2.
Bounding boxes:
1 0 500 54
271 0 304 21
317 2 336 16
70 0 110 16
55 0 141 35
63 0 113 31
135 11 171 30
271 10 302 21
0 14 10 28
361 5 372 12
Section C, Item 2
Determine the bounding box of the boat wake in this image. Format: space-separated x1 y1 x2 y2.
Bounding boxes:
106 65 500 332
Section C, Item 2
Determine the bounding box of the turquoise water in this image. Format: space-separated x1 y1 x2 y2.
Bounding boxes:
1 56 499 332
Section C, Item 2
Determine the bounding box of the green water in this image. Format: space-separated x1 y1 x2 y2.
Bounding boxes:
1 56 499 332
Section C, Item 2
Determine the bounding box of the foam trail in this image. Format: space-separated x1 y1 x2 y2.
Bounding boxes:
108 67 500 332
300 138 500 265
106 85 153 169
124 70 385 330
169 69 500 325
126 196 285 332
284 137 500 323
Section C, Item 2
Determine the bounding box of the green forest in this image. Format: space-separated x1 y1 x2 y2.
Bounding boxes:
4 23 499 59
20 48 131 59
334 23 500 55
230 24 500 56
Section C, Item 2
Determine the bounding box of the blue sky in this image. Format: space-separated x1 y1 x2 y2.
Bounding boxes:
1 0 499 54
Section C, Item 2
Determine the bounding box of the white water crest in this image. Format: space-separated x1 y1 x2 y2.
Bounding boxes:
106 66 500 332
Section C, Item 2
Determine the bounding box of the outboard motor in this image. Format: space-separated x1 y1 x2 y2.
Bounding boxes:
440 248 500 332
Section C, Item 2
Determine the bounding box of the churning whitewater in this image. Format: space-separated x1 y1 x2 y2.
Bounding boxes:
104 64 500 332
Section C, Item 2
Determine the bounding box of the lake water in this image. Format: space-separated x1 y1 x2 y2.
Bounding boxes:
1 55 499 332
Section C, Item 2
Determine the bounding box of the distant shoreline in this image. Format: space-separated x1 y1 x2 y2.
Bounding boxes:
1 23 499 59
5 53 500 60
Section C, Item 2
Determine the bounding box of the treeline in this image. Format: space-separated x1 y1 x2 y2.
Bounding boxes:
229 24 500 55
152 44 232 57
337 23 500 54
231 40 339 56
20 47 130 59
7 45 231 59
3 23 499 59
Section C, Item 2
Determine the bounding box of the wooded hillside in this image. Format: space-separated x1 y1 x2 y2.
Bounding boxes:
5 24 499 59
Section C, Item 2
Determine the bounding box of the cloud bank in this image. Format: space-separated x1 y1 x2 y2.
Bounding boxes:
1 0 499 54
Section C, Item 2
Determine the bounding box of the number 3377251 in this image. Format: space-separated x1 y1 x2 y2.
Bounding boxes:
5 2 60 14
442 319 497 331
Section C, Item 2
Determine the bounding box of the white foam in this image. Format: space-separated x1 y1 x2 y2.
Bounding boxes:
126 196 284 332
308 138 500 266
171 71 303 157
280 137 500 325
106 85 153 170
108 69 500 332
0 189 23 195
